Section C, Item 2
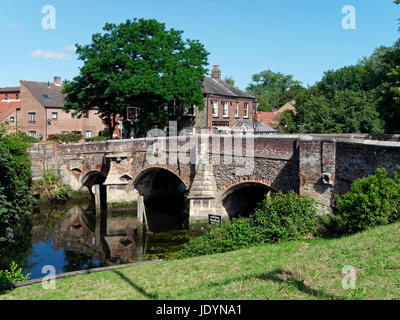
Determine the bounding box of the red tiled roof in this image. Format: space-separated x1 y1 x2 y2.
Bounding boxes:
256 111 281 127
0 101 20 122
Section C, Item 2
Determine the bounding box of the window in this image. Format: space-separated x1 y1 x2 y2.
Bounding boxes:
16 94 19 100
235 102 239 118
85 131 92 138
10 117 14 122
244 103 249 118
29 131 36 138
212 100 218 117
4 94 8 100
52 112 58 119
42 94 51 99
84 113 89 118
28 113 36 122
223 101 229 118
71 113 75 119
184 106 195 116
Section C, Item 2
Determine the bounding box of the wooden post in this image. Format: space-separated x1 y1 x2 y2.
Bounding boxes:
137 196 150 234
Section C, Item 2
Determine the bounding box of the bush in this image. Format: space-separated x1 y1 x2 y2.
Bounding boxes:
335 167 400 233
0 131 34 249
250 191 318 242
0 262 30 288
179 191 318 258
48 133 83 143
34 169 71 202
85 135 108 142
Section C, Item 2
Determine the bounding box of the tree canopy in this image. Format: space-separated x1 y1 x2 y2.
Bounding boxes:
63 18 209 137
246 70 304 111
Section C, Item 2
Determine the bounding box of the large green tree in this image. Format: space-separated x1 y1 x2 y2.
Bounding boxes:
63 18 209 137
246 70 304 111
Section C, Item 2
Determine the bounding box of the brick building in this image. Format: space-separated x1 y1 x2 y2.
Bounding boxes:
0 77 106 139
0 87 21 126
175 65 275 135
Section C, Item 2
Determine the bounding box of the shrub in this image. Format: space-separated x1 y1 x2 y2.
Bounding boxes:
34 169 71 202
250 191 318 242
48 133 83 143
179 191 318 258
0 131 34 248
0 262 30 288
335 167 400 233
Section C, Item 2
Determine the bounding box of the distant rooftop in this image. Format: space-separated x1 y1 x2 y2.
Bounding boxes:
0 87 20 93
20 80 64 108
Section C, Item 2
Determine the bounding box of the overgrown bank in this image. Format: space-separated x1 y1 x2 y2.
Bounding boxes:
0 131 35 272
2 222 400 300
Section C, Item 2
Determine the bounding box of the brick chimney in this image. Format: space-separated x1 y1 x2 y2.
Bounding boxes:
54 76 62 86
211 65 221 80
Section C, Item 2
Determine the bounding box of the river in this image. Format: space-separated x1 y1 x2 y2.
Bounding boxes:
17 197 201 280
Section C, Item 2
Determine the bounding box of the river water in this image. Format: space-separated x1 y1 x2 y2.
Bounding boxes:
18 197 200 280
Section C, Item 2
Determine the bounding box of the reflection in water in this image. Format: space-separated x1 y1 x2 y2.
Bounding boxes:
20 197 195 280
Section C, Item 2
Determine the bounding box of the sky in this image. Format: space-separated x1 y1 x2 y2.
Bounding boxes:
1 0 399 91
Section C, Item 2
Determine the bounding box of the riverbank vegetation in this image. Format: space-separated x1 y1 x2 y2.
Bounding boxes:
179 191 318 258
0 130 35 271
34 169 72 203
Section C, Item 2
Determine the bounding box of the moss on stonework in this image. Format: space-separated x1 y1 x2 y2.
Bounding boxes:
108 200 138 209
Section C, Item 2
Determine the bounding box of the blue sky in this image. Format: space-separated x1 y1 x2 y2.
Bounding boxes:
1 0 399 90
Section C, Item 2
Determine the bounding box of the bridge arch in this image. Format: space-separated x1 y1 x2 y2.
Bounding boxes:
81 170 107 188
132 166 189 194
218 181 274 220
132 166 189 231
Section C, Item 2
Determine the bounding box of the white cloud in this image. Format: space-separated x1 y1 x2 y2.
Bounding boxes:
31 50 71 61
64 45 77 53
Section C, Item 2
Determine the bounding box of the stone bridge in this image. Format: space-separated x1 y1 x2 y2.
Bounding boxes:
31 134 400 226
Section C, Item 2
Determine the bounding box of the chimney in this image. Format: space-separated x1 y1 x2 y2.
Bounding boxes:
54 76 62 86
211 65 221 80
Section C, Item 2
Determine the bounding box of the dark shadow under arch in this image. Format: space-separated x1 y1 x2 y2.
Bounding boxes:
81 170 106 187
221 182 272 220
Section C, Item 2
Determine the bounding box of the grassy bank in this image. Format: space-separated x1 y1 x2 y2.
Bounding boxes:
2 222 400 300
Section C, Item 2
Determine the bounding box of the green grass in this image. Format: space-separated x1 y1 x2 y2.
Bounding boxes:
2 222 400 300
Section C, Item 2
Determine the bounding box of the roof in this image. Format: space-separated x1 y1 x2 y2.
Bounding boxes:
202 77 256 100
0 101 19 122
20 81 64 108
277 101 297 115
256 111 281 127
0 87 20 93
232 119 277 133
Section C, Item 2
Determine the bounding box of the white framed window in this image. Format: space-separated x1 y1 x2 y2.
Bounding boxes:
223 101 229 118
28 112 36 122
29 131 36 138
212 100 218 117
235 102 239 118
244 103 249 118
10 117 14 122
85 131 92 138
52 112 58 119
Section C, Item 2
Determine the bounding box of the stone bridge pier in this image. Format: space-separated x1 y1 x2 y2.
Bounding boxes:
42 134 400 228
